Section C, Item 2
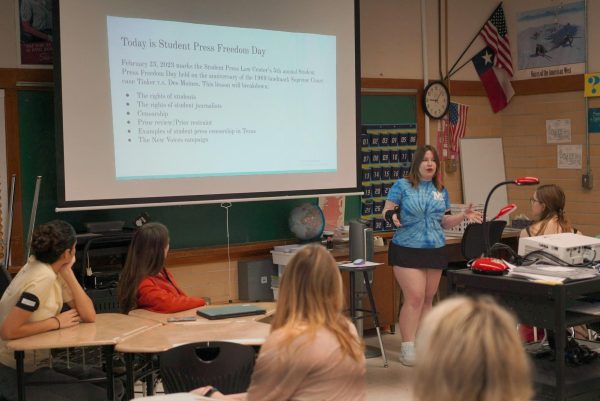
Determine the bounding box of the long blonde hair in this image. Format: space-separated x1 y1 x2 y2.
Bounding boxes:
413 296 532 401
271 244 363 361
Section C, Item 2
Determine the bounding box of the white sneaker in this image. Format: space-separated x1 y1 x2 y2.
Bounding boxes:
399 342 416 366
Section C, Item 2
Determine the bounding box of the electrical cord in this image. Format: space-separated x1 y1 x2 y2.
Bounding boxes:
487 243 597 268
521 249 596 268
488 242 523 264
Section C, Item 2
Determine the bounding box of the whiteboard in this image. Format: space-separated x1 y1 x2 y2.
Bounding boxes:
459 138 508 221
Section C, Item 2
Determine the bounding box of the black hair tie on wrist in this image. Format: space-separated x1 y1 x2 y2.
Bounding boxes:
384 207 400 225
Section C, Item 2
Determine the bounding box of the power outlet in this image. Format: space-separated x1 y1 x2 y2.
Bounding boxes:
582 173 593 189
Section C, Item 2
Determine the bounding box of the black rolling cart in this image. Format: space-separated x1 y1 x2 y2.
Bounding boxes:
447 269 600 401
74 231 133 312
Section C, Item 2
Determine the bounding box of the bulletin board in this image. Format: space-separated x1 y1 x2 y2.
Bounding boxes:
359 94 418 231
360 124 417 231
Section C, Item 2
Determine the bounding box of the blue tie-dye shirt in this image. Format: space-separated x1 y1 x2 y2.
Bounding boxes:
386 179 450 249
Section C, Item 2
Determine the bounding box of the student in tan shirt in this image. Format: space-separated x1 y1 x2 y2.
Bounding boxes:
520 184 579 238
520 184 586 342
194 244 367 401
0 220 119 401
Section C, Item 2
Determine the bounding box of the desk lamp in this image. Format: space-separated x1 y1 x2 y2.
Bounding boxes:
491 203 517 221
471 177 539 275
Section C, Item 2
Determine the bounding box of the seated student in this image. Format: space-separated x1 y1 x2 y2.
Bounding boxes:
520 184 584 342
413 296 532 401
117 222 206 314
192 244 367 401
0 220 113 401
520 183 579 237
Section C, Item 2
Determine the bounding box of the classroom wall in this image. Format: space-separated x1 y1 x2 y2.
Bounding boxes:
360 0 600 79
2 0 600 238
435 94 503 206
0 0 18 68
436 91 600 236
2 0 599 71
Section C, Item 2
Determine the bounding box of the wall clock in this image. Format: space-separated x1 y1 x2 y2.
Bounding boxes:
422 80 450 119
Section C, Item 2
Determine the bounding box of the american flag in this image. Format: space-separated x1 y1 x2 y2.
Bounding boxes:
479 3 513 77
436 118 449 161
449 102 468 154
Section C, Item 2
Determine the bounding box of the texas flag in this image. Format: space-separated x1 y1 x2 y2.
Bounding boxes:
471 46 514 113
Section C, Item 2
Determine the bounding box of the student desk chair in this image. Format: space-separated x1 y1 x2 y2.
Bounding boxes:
123 302 274 398
6 313 160 401
116 320 271 400
461 220 508 260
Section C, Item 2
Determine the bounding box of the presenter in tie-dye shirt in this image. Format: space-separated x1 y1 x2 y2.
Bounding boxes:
382 145 482 366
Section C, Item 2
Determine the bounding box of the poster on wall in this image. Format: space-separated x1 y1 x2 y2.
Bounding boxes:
588 108 600 133
546 119 571 143
18 0 53 65
318 196 345 233
515 1 585 80
557 144 582 169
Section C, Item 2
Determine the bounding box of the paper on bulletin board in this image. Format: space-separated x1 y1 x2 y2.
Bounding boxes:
557 144 582 169
546 119 571 143
318 196 345 232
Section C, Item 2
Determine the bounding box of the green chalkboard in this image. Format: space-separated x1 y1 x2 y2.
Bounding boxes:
18 92 414 250
361 95 416 125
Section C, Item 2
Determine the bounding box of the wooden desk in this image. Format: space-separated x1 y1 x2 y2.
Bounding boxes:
6 313 160 401
447 270 600 401
128 302 276 325
116 320 270 353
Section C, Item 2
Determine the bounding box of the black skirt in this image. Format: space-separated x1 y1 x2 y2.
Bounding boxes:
388 242 448 269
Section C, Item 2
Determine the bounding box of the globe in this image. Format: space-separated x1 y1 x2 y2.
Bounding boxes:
288 203 325 241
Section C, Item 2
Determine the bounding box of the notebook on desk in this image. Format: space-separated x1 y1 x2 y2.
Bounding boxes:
196 304 267 320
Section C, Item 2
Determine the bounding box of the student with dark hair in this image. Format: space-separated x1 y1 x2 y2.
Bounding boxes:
0 220 113 401
117 222 206 314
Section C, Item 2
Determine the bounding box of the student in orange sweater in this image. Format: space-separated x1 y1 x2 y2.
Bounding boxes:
117 222 206 313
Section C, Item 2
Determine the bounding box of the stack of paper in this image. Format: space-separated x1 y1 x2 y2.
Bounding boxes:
508 264 598 283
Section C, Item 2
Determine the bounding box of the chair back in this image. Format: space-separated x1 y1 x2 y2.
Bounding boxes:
160 341 256 394
0 264 10 298
461 220 507 260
